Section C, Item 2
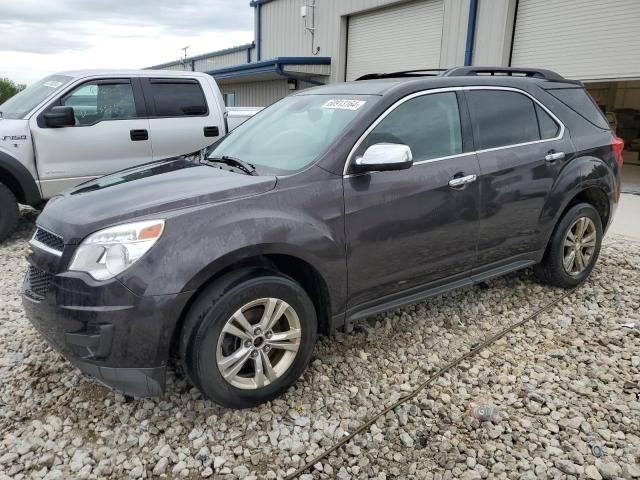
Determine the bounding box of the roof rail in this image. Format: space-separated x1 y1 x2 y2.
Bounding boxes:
355 69 447 81
442 66 566 81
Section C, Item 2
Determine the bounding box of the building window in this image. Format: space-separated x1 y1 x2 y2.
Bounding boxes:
224 93 236 107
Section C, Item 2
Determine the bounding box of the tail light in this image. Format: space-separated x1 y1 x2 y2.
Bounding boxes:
612 135 624 167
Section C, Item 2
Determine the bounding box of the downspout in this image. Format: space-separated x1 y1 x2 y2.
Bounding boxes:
256 3 262 61
275 63 325 86
464 0 479 66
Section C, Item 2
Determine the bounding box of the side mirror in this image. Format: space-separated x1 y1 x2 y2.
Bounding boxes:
353 143 413 173
44 106 75 127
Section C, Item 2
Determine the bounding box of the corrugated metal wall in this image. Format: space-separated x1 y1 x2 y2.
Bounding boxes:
193 50 248 71
345 1 444 80
511 0 640 80
260 0 469 82
220 79 291 107
472 0 515 66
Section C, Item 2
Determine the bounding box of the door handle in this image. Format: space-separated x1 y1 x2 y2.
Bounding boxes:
203 126 220 137
448 174 477 188
545 151 565 162
130 129 148 141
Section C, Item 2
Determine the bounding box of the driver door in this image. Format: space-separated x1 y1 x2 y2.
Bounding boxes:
344 91 481 311
30 78 152 198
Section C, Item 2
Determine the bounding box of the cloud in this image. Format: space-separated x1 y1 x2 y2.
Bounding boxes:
0 0 254 84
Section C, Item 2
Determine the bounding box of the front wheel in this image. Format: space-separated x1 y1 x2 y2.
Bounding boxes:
534 203 603 288
180 270 317 408
0 183 19 243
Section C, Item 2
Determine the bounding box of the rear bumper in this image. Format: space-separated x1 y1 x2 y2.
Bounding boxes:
22 266 191 397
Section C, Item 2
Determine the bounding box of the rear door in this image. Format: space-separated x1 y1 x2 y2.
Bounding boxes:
344 90 481 310
30 78 152 198
142 78 222 159
466 87 574 268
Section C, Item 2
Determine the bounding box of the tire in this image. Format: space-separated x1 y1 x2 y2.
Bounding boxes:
0 183 19 243
534 203 603 288
179 269 317 408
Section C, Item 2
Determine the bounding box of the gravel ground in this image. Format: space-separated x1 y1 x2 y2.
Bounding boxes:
1 209 639 480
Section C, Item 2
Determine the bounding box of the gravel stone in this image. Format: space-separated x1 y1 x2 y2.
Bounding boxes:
0 212 638 479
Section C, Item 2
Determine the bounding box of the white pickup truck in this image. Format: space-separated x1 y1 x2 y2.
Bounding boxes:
0 70 259 241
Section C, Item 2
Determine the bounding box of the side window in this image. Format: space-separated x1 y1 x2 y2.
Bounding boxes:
62 81 137 125
223 92 236 107
535 104 560 139
468 90 540 149
149 79 207 117
356 92 462 161
547 87 609 129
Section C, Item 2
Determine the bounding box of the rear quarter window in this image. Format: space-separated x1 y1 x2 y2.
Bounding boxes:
547 88 609 130
148 79 208 117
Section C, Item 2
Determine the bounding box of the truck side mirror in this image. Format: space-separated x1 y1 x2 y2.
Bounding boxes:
44 106 75 127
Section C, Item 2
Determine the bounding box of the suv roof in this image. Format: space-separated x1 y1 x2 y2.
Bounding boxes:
56 69 213 79
299 66 582 97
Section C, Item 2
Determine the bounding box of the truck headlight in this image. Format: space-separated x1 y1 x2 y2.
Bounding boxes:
69 220 165 280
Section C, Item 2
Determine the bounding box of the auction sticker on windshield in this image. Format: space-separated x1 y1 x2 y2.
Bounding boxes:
43 81 63 88
323 99 366 110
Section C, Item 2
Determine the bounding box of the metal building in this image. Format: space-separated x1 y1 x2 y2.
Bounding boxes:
149 0 640 164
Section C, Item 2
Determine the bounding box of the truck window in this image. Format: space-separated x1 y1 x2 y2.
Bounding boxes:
149 79 208 117
61 81 138 125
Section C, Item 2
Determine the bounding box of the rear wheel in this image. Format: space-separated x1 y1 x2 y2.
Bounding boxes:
180 270 317 408
0 183 19 243
534 203 603 288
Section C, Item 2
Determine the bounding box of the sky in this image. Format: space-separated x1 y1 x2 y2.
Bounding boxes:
0 0 254 85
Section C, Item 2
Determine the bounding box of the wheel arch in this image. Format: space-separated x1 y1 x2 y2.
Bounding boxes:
169 251 334 359
0 151 42 205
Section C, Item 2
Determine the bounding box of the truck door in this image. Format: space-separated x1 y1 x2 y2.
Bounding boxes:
142 77 223 160
30 78 152 198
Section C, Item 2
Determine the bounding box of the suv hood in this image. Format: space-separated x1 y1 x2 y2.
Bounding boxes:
37 156 276 243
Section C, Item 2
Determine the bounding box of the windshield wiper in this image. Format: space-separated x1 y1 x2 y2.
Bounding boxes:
206 155 257 176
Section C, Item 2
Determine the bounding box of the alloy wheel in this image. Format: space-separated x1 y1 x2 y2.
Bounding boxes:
562 216 597 276
216 297 301 389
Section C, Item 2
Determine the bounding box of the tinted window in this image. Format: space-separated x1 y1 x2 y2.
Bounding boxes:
356 92 462 161
547 88 609 129
468 90 540 149
150 80 207 117
207 94 375 173
62 81 137 125
535 104 559 139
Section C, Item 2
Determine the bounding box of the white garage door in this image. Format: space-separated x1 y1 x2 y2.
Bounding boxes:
511 0 640 81
346 0 444 81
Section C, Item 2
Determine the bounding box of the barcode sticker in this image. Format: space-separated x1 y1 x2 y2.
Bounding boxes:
323 99 366 110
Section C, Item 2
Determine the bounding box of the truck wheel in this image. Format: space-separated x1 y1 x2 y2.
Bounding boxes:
0 183 19 243
534 203 602 288
180 270 317 408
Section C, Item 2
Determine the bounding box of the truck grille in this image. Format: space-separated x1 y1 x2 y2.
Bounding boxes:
32 227 64 253
24 265 54 300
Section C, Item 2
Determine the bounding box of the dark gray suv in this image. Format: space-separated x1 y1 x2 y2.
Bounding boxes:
22 67 624 408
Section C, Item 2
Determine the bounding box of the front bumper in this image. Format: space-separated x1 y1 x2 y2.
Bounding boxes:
22 261 191 397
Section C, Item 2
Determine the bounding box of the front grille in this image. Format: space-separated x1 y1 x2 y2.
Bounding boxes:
32 227 64 253
24 265 54 300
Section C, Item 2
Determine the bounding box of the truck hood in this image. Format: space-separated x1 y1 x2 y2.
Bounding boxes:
37 156 277 243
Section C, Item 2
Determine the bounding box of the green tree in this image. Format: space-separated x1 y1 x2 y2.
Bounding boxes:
0 78 26 104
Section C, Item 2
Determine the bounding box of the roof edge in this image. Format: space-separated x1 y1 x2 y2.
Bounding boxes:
206 56 331 77
148 42 256 69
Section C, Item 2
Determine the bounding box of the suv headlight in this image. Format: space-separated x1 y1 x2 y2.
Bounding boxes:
69 220 165 280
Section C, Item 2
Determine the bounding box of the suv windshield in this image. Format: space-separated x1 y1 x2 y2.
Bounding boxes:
0 75 73 119
207 94 375 173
